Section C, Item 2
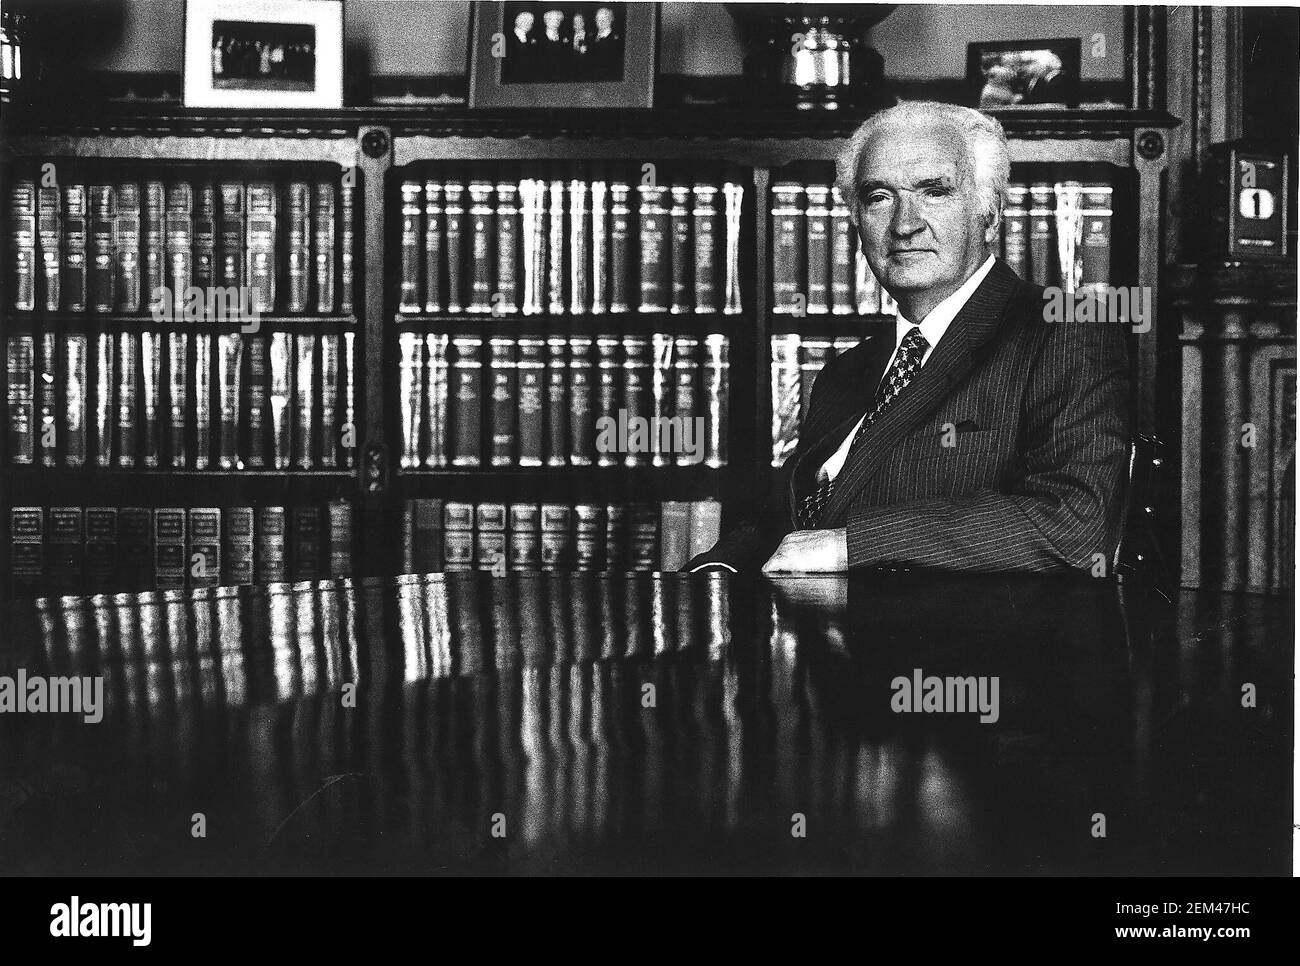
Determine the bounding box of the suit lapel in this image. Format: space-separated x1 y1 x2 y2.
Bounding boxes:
784 329 896 525
815 260 1021 527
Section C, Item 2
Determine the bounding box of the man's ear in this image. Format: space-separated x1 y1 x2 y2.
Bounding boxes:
984 205 1004 246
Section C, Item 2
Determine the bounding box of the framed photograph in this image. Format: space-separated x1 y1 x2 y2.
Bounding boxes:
183 0 344 109
469 2 658 109
966 38 1081 110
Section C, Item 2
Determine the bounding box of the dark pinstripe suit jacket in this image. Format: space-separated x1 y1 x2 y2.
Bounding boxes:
688 259 1131 573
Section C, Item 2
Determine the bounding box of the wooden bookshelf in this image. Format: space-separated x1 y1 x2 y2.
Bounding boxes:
0 105 1179 594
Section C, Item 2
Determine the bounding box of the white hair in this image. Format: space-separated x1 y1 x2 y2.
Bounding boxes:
835 101 1011 226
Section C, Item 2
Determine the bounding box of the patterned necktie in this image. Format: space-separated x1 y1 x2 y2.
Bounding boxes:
798 325 930 527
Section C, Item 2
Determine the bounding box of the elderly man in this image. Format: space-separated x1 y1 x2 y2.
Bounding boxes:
688 101 1129 574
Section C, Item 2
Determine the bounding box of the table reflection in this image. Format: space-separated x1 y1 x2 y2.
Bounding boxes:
0 572 1288 875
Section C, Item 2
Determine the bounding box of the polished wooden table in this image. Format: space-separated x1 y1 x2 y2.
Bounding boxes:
0 573 1290 875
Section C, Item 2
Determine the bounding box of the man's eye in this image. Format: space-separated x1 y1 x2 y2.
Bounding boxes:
923 187 951 199
865 192 890 205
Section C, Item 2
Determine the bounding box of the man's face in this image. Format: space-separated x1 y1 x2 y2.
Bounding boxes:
544 11 564 31
853 120 995 306
515 12 533 33
596 8 614 30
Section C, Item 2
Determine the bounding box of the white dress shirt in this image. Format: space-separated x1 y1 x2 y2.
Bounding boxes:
816 255 996 483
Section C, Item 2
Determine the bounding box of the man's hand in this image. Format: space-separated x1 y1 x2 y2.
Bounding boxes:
761 529 849 573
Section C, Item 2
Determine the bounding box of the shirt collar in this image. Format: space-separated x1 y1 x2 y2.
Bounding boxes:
896 255 997 349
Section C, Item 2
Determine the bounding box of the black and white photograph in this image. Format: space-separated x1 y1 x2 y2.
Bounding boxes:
967 37 1082 108
0 0 1298 943
499 2 627 84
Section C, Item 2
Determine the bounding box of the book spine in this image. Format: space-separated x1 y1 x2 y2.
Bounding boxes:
628 504 659 572
424 333 448 468
327 500 353 577
1028 181 1056 288
314 181 336 313
673 336 700 468
590 180 607 314
116 332 137 468
468 180 495 313
771 182 804 313
37 184 60 311
224 506 255 585
568 179 589 314
604 504 627 572
545 336 568 467
244 335 266 469
290 506 321 581
409 498 444 573
9 335 36 465
48 507 84 596
804 184 831 314
339 181 355 314
36 332 56 466
217 182 245 292
255 506 287 584
292 334 315 470
770 334 801 466
488 337 518 466
286 181 311 314
245 182 277 313
829 186 854 314
669 184 692 313
568 336 595 465
637 184 670 312
140 181 163 311
166 182 193 313
693 183 720 313
399 180 422 313
1079 182 1113 293
140 330 163 468
217 333 243 469
539 504 573 571
494 181 519 314
475 503 507 572
507 504 541 571
153 507 187 590
268 332 291 469
85 507 118 592
342 331 356 468
595 335 620 467
574 504 605 572
658 501 691 572
723 181 744 314
193 333 212 469
450 334 482 467
10 507 44 597
608 181 631 313
398 331 421 469
442 501 475 572
688 500 723 560
651 333 674 468
9 180 37 311
118 507 152 592
622 335 651 468
88 184 117 313
113 182 142 314
188 507 222 589
546 179 566 314
422 180 443 312
516 337 545 467
193 183 217 294
61 184 87 312
519 179 543 315
443 181 464 313
855 250 880 314
320 333 339 468
63 334 87 466
93 334 113 467
704 333 729 468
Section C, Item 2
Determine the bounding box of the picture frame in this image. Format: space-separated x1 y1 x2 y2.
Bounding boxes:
469 2 658 109
966 38 1081 110
183 0 344 109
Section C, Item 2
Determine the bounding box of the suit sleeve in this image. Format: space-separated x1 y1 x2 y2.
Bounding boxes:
843 313 1130 573
683 349 849 573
